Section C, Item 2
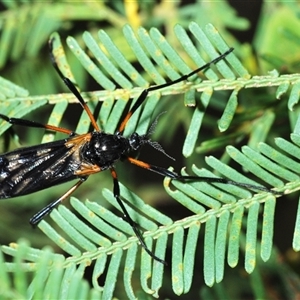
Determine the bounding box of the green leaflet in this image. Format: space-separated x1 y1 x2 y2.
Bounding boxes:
0 10 299 298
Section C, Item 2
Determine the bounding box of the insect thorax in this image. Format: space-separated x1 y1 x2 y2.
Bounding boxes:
81 131 132 169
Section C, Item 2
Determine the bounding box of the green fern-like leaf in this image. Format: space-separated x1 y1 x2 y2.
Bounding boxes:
1 19 300 298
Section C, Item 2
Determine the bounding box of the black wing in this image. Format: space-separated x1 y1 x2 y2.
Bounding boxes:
0 139 83 198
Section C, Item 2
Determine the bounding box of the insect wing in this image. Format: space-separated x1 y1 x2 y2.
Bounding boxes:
0 139 82 198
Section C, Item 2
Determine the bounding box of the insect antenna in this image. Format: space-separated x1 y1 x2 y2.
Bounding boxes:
141 112 175 160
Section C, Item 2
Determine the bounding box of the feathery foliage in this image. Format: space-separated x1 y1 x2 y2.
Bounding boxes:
1 1 300 299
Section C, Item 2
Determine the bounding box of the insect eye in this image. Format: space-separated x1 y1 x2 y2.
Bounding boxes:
129 133 141 150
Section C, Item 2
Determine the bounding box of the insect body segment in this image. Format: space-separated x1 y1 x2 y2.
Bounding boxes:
0 38 278 265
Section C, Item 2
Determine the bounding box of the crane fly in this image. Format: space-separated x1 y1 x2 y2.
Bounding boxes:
0 38 279 265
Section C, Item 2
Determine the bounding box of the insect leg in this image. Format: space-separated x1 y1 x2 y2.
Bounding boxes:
30 177 87 225
48 38 101 132
0 113 73 135
117 48 234 133
110 168 167 265
127 157 281 195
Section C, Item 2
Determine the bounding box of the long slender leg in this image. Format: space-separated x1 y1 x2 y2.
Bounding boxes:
127 157 282 194
110 168 167 265
118 48 234 133
48 38 101 132
0 114 73 135
30 177 87 225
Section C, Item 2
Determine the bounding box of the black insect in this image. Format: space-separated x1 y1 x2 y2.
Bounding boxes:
0 39 278 265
